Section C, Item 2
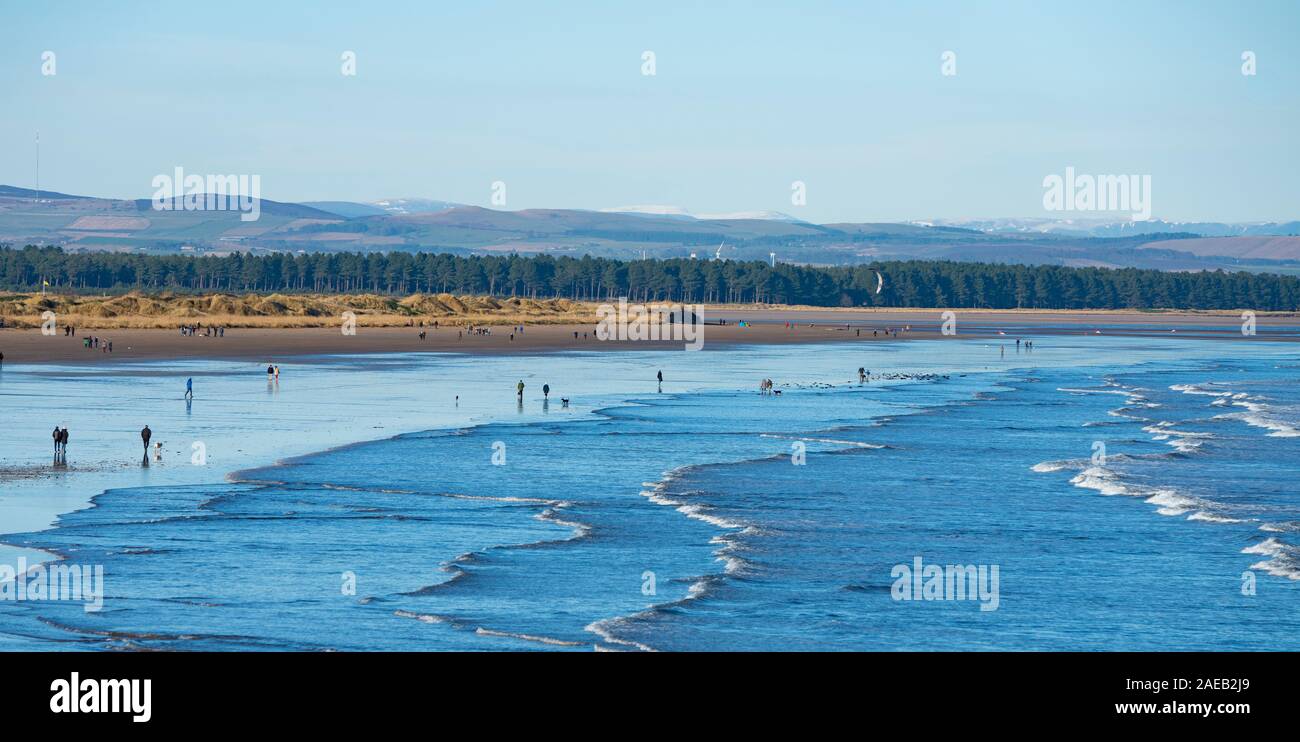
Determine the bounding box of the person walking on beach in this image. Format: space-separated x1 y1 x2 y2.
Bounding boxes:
517 380 525 400
53 425 62 455
185 377 193 400
266 364 274 381
59 428 69 460
657 370 663 383
141 425 152 453
858 367 866 383
542 383 550 400
274 366 280 382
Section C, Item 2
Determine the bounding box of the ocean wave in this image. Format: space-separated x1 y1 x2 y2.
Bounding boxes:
1069 466 1130 497
1141 422 1213 454
758 433 885 449
1107 407 1155 422
584 616 657 652
586 467 770 650
1260 521 1300 534
537 507 592 539
393 609 451 624
1143 489 1201 517
1216 399 1300 438
1172 381 1300 437
1170 383 1233 398
1031 452 1145 473
474 627 586 647
1031 460 1077 473
1063 466 1210 517
1242 538 1300 580
1187 511 1245 524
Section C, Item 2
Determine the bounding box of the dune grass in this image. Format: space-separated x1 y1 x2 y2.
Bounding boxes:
0 291 599 329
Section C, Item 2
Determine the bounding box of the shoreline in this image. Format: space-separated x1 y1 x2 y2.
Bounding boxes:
3 309 1297 365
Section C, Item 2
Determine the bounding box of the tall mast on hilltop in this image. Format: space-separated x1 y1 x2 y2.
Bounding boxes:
35 130 41 202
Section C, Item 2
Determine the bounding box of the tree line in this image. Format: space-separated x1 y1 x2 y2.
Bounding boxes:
2 245 1297 310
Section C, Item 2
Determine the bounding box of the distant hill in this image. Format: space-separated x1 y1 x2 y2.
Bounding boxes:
132 196 340 219
370 198 461 215
300 201 390 218
922 216 1300 238
2 184 1299 274
0 185 91 201
1138 236 1300 261
599 205 805 222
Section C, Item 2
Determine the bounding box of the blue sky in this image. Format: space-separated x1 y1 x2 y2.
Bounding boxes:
1 1 1296 222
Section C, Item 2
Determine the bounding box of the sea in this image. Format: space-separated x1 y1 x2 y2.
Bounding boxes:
1 334 1298 650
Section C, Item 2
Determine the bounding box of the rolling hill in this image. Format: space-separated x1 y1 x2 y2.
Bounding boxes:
3 185 1299 273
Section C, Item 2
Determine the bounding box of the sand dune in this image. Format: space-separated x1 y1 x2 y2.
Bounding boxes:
0 291 596 329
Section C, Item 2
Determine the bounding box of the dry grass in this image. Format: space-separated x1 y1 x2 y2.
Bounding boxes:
0 292 599 330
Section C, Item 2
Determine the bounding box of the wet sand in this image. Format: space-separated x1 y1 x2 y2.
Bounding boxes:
1 309 1296 365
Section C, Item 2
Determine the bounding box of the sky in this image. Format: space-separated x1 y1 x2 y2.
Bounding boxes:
0 0 1296 223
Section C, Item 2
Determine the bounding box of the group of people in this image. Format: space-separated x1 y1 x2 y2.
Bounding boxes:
52 324 113 353
758 378 779 395
51 426 70 463
82 336 113 352
50 425 158 463
180 324 225 337
415 320 444 339
266 364 281 382
516 380 569 407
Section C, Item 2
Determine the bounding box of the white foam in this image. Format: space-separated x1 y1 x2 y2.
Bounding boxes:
675 504 744 530
584 617 658 653
1170 383 1232 398
1242 537 1284 557
1243 537 1300 580
1069 466 1129 496
475 627 585 647
1144 489 1198 516
393 609 448 624
1187 511 1244 524
1223 399 1300 437
1141 422 1212 453
759 433 884 449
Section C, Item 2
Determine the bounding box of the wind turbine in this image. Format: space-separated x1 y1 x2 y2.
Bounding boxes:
769 252 776 267
714 242 726 261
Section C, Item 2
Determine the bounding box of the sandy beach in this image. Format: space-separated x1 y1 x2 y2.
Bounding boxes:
2 308 1296 365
